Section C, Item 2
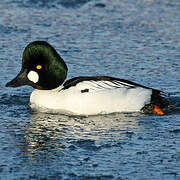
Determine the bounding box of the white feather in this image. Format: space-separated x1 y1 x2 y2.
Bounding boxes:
74 80 134 92
30 80 152 115
27 71 39 83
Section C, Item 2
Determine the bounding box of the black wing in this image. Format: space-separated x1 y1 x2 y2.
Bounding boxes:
62 76 161 93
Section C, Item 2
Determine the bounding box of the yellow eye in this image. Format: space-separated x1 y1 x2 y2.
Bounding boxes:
36 65 42 70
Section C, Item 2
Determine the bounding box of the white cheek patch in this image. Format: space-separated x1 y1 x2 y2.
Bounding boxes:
27 71 39 83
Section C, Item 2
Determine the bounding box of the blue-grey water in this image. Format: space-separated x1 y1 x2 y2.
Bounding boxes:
0 0 180 179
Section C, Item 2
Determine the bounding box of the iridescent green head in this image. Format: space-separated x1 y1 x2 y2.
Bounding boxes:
6 41 68 90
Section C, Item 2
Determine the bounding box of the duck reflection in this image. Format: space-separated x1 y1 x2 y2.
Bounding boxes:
22 111 142 159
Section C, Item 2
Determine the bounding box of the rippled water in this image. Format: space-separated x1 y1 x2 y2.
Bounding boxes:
0 0 180 179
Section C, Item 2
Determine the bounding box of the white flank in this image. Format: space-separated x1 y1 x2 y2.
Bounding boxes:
27 71 39 83
30 81 152 115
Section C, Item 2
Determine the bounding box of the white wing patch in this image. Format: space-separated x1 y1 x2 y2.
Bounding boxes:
73 80 135 92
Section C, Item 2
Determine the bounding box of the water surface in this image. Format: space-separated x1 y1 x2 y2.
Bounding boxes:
0 0 180 179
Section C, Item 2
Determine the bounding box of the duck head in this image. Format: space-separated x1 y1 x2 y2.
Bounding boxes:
6 41 68 90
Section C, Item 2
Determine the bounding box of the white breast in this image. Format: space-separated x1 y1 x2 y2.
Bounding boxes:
30 84 152 115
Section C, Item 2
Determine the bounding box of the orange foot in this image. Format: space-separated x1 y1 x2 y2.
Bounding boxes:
154 105 164 115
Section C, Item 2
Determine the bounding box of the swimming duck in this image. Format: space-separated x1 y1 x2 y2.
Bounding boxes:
6 41 170 115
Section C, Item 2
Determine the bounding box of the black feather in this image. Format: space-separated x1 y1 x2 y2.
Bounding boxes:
62 76 160 91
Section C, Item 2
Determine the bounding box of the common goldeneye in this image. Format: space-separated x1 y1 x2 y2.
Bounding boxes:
6 41 170 115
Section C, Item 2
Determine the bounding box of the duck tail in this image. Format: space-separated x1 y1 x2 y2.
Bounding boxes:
141 90 173 115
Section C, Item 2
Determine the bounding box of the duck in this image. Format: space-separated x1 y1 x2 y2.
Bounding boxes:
6 41 171 115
